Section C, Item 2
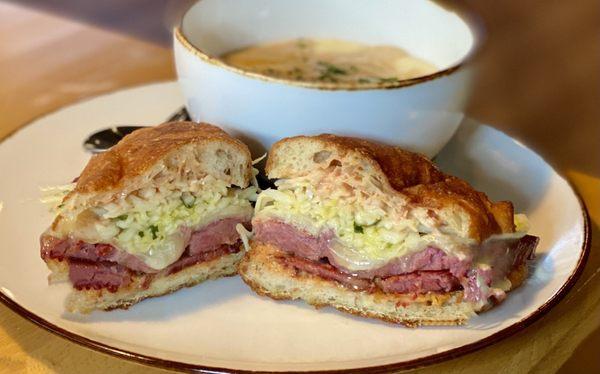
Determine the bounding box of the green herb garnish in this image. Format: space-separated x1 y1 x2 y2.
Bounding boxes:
317 61 347 75
377 77 400 84
353 222 364 234
317 61 348 82
296 39 308 49
288 67 304 80
138 231 145 238
116 214 128 220
318 75 339 83
149 225 159 240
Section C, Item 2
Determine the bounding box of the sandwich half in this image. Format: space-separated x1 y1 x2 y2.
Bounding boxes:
40 122 257 313
239 135 539 326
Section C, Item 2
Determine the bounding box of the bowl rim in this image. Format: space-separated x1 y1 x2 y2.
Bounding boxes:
174 0 485 92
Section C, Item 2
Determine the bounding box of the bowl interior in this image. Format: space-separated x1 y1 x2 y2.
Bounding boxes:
181 0 476 70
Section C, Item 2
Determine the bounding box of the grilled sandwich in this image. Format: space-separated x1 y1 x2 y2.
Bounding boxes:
239 134 538 326
40 122 257 313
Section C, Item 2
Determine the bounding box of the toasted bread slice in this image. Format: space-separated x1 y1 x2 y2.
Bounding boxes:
239 243 527 327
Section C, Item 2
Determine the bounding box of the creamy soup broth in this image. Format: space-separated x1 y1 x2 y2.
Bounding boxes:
221 38 438 85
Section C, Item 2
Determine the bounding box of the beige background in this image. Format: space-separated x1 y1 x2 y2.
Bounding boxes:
0 1 598 372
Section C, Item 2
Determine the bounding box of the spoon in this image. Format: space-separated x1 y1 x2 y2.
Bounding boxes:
82 107 190 154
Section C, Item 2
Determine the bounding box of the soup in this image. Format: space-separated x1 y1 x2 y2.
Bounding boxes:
221 38 437 85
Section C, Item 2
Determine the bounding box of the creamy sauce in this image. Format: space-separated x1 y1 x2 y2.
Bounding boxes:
221 38 437 85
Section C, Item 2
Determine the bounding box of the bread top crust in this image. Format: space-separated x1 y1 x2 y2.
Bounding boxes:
402 177 515 240
290 134 447 190
72 122 252 195
265 134 515 241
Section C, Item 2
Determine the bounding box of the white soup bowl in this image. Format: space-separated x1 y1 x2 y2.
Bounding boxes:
174 0 478 157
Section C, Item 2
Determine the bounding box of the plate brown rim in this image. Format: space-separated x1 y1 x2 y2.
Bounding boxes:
0 85 592 373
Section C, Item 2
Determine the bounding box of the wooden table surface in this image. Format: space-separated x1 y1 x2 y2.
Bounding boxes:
0 1 598 373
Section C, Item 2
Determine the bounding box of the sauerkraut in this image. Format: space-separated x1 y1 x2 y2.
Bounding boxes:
46 175 257 270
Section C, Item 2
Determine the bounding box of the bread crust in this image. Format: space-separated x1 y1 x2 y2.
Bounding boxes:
267 134 446 190
402 177 514 241
239 243 528 327
72 122 252 196
50 121 253 232
265 134 515 241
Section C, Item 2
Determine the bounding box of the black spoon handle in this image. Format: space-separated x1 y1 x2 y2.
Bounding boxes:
83 107 191 154
167 107 191 122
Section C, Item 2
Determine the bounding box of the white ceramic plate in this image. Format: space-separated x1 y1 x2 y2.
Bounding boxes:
0 82 589 373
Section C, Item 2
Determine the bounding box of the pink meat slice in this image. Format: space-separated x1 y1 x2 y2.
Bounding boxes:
41 235 155 273
188 217 246 255
41 217 248 273
67 243 241 292
253 219 471 278
41 217 249 292
254 219 332 261
279 254 373 291
254 218 538 298
376 271 461 294
164 243 240 275
356 246 471 279
68 261 132 292
275 248 460 294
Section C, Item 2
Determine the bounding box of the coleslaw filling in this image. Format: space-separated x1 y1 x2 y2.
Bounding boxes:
44 175 257 270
